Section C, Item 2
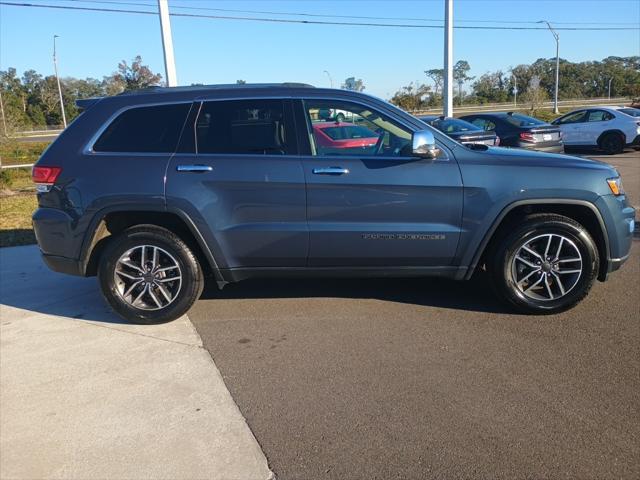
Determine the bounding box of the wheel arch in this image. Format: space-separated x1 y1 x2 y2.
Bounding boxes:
597 129 626 146
80 207 226 285
466 199 610 282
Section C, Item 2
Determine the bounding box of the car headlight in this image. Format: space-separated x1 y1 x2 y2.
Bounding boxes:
607 177 624 196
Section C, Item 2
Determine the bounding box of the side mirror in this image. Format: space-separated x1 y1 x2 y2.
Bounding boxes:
412 129 441 159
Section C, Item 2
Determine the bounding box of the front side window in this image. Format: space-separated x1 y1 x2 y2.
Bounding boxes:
470 118 496 131
502 113 545 127
93 103 190 153
196 99 292 155
304 100 412 157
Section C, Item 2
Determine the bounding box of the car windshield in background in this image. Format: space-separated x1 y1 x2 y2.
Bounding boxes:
618 108 640 117
502 113 546 127
320 124 379 141
432 118 480 134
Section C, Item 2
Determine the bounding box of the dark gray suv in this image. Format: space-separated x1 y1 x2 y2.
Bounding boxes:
32 84 635 323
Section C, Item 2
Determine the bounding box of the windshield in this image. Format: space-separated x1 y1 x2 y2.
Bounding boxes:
502 113 546 127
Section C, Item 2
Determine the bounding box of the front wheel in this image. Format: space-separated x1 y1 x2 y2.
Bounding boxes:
489 214 599 314
98 225 204 324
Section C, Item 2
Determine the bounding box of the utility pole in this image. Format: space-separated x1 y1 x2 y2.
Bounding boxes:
539 20 559 114
512 73 518 107
53 35 67 129
323 70 333 88
608 78 613 100
443 0 453 117
158 0 178 87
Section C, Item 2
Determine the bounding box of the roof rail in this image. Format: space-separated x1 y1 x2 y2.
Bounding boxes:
75 97 103 111
117 82 315 96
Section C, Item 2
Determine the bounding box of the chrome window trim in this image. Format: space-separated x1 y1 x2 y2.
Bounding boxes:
83 94 451 160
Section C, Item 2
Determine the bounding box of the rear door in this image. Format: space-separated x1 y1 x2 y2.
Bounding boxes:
297 98 463 267
553 110 587 144
165 98 308 269
583 109 615 144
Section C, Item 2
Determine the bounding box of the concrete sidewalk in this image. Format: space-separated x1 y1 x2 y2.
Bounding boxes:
0 245 272 480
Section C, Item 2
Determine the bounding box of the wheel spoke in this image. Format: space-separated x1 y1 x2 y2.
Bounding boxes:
515 255 538 268
554 237 564 261
152 247 159 270
551 272 566 296
518 268 541 286
157 275 181 283
157 265 179 273
121 259 144 273
557 269 581 274
123 279 143 298
522 245 543 261
115 269 138 280
524 274 544 292
544 235 552 258
132 283 148 306
558 257 581 263
544 275 554 299
155 282 173 303
147 287 163 308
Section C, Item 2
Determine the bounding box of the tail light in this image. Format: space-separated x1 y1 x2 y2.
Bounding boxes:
32 166 61 192
495 136 500 146
519 132 536 142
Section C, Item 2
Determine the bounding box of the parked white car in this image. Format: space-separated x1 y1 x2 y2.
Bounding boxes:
551 106 640 154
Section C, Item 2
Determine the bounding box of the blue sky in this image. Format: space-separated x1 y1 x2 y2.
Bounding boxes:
1 0 639 99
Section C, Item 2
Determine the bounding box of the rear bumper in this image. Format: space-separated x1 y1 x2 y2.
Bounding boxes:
515 142 565 153
628 134 640 147
41 253 83 276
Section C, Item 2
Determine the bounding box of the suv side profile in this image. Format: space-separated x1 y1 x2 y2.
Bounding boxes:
32 84 635 324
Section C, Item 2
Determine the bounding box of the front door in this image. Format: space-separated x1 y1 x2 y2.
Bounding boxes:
298 98 463 267
166 99 307 269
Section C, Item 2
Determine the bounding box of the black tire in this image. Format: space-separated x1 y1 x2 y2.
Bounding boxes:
98 225 204 324
488 214 599 314
599 132 624 155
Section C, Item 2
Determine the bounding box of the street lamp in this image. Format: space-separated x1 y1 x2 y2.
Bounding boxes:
53 35 67 129
538 20 560 114
323 70 333 88
511 73 518 107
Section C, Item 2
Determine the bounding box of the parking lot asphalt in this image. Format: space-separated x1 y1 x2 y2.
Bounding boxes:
189 149 639 480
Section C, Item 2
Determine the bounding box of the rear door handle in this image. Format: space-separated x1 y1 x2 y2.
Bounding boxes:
312 166 349 175
176 164 213 173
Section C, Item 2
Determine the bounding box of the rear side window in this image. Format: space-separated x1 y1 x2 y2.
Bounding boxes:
196 99 293 155
502 113 545 127
587 110 614 122
93 103 190 153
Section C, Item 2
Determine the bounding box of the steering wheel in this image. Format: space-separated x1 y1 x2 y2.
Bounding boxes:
373 133 385 155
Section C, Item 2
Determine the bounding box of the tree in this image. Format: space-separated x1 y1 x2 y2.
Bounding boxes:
453 60 473 104
389 83 431 112
471 71 509 103
522 75 548 114
236 79 247 84
105 55 162 93
424 68 444 96
341 77 365 92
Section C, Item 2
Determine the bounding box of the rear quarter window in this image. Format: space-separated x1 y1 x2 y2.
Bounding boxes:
92 103 191 153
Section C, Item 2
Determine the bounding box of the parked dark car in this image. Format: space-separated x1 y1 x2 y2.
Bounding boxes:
32 84 634 323
418 115 499 146
460 112 564 153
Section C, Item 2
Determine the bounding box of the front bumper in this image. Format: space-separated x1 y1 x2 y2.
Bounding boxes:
596 194 636 280
628 134 640 148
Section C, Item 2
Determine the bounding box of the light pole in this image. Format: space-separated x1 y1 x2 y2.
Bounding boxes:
443 0 454 117
0 89 8 137
53 35 67 129
323 70 333 88
539 20 559 114
158 0 178 86
608 77 613 100
512 73 518 107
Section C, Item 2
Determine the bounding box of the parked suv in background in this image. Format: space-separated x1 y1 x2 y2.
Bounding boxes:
460 112 564 153
551 106 640 154
32 84 635 323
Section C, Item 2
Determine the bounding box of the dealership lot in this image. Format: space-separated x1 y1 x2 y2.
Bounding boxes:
190 149 639 480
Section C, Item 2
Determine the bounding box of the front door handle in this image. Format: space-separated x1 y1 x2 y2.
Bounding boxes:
176 164 213 173
312 166 349 175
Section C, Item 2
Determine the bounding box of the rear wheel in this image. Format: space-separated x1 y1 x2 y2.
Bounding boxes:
599 132 624 155
98 225 204 324
489 214 599 314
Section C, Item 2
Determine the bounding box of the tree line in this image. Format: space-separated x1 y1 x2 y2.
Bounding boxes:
1 55 638 131
390 56 639 111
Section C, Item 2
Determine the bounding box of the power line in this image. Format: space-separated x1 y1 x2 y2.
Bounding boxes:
60 0 640 26
1 1 638 30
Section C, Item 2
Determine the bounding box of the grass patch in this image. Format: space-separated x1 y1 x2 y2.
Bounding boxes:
1 168 34 192
0 194 37 247
0 140 51 167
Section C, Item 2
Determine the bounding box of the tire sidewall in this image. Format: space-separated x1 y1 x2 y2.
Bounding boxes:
496 219 598 314
98 229 202 324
